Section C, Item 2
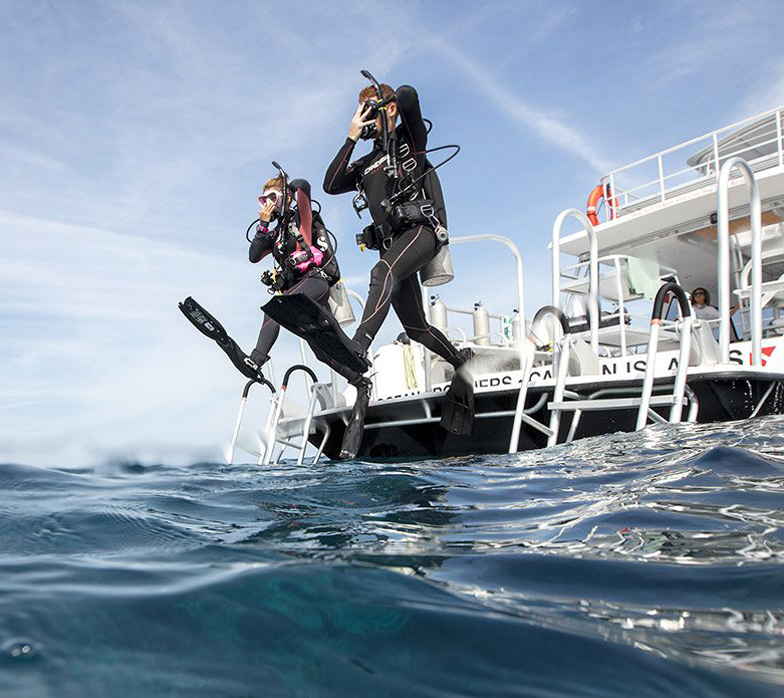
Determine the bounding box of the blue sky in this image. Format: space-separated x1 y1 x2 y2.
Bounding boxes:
2 0 783 466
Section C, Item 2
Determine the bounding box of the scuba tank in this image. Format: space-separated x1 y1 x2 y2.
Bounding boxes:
418 160 455 287
420 246 454 287
473 302 491 346
511 309 523 344
429 295 448 332
328 281 356 328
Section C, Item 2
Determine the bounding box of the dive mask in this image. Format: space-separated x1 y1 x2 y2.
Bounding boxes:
360 99 380 140
258 189 284 212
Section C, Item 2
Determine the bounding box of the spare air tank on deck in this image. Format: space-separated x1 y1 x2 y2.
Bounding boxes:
473 302 490 346
429 295 448 332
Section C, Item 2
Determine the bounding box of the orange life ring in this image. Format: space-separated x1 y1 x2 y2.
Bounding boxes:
586 183 617 225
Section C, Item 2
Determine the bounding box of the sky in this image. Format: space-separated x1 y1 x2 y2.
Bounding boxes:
2 0 784 467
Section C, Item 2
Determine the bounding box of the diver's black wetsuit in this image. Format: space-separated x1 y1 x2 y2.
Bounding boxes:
323 85 461 366
249 179 363 385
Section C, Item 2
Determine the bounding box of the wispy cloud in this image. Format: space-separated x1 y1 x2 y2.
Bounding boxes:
420 32 612 173
0 209 323 464
739 58 784 117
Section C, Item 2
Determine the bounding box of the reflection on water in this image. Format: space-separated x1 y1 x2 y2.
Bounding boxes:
1 417 783 696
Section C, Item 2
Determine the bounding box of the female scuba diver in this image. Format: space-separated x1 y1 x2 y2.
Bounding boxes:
245 174 368 388
179 170 369 443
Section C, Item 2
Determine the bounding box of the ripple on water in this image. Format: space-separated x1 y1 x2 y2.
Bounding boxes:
0 416 783 696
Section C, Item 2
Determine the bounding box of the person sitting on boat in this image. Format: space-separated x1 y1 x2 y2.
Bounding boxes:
690 287 720 321
323 80 474 457
245 175 368 388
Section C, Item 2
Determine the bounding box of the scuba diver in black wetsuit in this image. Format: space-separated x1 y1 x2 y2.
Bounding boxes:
246 174 368 388
323 78 474 456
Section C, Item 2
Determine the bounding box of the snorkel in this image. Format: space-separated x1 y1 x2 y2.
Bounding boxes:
271 160 290 219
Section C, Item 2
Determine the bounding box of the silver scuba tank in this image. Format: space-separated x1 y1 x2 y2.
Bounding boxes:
429 295 448 332
327 281 355 327
511 309 522 344
419 244 455 287
473 302 491 346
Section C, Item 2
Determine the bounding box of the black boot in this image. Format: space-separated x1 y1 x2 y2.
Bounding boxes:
339 378 372 459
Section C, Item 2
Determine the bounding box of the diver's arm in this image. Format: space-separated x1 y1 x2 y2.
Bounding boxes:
396 84 427 156
323 139 360 195
249 225 273 263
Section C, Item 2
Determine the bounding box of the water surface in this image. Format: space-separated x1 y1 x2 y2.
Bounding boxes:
2 417 784 696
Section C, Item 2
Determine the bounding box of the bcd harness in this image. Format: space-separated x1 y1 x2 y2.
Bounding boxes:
260 209 341 292
351 72 458 252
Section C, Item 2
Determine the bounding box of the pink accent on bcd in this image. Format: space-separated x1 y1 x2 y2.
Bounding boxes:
293 246 324 273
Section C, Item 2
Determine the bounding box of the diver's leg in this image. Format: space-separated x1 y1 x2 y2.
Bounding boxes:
307 302 369 458
389 265 475 435
249 315 280 367
250 275 330 367
353 225 435 353
391 273 464 365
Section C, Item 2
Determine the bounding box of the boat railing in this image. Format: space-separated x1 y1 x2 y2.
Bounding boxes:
543 281 700 441
441 304 516 348
596 106 784 223
716 157 763 365
552 209 599 354
636 283 694 428
425 234 528 394
260 364 322 465
450 234 526 323
559 255 680 356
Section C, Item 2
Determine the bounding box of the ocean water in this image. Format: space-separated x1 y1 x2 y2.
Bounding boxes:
2 418 784 697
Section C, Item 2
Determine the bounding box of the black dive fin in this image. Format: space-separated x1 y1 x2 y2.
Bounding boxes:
339 380 371 459
261 293 369 375
440 371 475 436
178 296 260 381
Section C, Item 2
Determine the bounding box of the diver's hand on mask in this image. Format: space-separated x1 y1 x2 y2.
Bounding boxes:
349 103 373 142
259 200 276 224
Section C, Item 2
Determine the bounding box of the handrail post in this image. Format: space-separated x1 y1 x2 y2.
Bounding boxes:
608 174 617 221
262 365 319 465
298 386 321 465
228 378 276 465
552 209 599 354
712 132 720 178
614 257 627 355
527 305 572 448
450 235 525 325
777 108 783 168
636 282 692 429
451 235 527 400
508 340 534 453
716 157 762 365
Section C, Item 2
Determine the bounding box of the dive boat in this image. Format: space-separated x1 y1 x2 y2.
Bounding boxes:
233 106 784 464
